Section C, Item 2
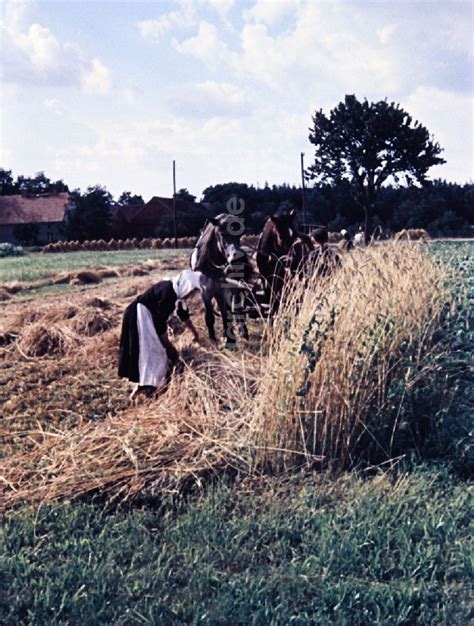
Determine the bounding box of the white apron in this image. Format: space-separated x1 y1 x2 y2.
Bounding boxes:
136 303 169 388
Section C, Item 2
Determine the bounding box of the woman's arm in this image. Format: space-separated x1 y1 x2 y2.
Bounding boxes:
159 331 179 364
183 318 200 342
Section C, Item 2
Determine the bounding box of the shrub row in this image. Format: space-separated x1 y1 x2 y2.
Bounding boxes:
0 243 25 258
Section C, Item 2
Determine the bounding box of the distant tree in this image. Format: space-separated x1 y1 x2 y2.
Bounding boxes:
66 186 112 241
308 95 445 242
117 191 144 207
16 172 69 195
175 188 196 203
0 169 18 195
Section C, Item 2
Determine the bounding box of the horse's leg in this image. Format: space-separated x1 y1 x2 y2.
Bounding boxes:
215 289 237 347
201 286 217 342
232 291 249 340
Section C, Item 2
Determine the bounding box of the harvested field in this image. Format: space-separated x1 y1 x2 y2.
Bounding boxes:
1 242 470 511
0 251 188 298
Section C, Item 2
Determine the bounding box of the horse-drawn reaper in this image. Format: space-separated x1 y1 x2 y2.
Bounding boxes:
190 208 321 346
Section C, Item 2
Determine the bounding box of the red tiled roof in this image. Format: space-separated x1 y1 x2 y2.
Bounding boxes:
121 196 209 226
0 193 70 225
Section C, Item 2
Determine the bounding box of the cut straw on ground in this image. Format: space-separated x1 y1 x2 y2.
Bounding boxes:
1 242 461 511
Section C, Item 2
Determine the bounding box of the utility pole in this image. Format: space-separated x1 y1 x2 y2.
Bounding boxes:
172 159 177 249
300 152 307 232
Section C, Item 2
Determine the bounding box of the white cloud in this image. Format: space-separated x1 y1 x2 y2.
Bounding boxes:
243 0 297 26
81 59 112 96
15 22 60 70
167 80 250 118
137 8 193 42
175 0 472 103
377 24 396 45
403 87 473 183
44 97 63 114
2 0 32 33
136 0 234 43
197 80 247 105
174 21 229 66
1 0 113 93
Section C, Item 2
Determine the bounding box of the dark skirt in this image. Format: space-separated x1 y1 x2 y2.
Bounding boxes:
118 301 140 383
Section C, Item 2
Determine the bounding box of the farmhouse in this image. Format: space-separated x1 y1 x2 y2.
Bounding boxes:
111 196 210 239
0 192 71 245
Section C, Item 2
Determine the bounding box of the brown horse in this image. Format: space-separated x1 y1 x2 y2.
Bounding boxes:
256 209 313 312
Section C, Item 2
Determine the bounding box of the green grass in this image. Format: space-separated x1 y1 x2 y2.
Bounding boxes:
1 470 471 625
0 249 186 284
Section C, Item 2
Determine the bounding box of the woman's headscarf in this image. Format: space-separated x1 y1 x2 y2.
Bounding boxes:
172 269 203 300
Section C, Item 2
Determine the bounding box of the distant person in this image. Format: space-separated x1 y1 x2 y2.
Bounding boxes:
339 228 353 251
353 227 365 247
118 269 201 401
306 227 341 277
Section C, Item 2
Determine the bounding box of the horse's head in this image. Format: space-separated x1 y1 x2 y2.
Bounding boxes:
268 208 297 252
208 213 243 265
191 213 247 278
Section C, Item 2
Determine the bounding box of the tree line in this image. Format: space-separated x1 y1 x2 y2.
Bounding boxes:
1 95 472 243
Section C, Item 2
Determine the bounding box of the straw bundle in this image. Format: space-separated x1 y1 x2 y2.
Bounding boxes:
15 305 77 331
72 270 102 284
0 287 11 301
73 309 114 336
86 297 113 310
395 228 430 241
17 322 78 357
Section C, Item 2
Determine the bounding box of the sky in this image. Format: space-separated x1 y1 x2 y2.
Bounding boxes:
1 0 473 202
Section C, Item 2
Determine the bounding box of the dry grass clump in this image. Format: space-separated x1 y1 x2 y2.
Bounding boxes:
17 322 78 357
3 282 23 295
73 309 114 336
0 243 458 509
0 330 16 346
395 228 430 241
86 297 113 310
72 270 102 284
14 304 78 329
0 287 12 301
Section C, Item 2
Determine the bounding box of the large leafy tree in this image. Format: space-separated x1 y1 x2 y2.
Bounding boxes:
16 171 68 195
175 188 196 203
0 169 18 195
117 191 144 208
66 186 112 241
307 95 445 241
